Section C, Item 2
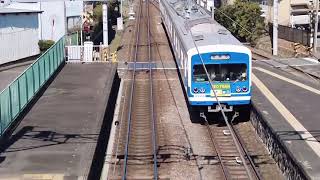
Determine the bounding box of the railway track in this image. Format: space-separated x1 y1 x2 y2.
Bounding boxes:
106 0 282 179
109 0 158 179
201 113 262 180
145 2 263 178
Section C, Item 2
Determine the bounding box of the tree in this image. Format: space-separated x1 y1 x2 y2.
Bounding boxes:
215 0 265 45
91 1 120 44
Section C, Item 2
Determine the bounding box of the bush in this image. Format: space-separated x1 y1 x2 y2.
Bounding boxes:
215 0 265 45
38 40 55 52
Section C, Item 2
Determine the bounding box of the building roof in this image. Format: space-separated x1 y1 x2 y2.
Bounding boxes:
0 7 42 14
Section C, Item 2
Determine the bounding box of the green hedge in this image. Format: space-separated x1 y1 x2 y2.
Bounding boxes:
38 40 55 52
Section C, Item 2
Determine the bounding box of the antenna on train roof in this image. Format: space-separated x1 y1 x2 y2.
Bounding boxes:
186 0 191 18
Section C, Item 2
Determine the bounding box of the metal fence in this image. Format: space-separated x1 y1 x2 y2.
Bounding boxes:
0 37 65 137
274 24 311 46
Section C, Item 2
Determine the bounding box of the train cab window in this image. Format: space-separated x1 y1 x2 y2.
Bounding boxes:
193 64 247 82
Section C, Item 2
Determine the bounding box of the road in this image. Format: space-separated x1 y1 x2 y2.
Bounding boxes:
0 60 35 92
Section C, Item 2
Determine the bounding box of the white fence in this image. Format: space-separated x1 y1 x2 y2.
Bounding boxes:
66 42 109 62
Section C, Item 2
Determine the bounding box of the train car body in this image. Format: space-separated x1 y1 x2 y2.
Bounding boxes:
159 0 252 113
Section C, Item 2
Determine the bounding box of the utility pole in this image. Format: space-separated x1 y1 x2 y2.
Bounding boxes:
211 0 214 20
103 3 108 46
120 0 123 18
313 0 319 53
273 0 278 56
117 0 123 30
80 13 83 45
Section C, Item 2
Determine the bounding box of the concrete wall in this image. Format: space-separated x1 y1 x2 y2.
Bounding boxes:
0 13 39 64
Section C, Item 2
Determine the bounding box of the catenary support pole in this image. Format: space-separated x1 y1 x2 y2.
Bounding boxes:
211 0 214 20
314 0 319 53
103 3 108 46
273 0 278 56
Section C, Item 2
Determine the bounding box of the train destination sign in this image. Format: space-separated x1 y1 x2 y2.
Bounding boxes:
210 54 230 60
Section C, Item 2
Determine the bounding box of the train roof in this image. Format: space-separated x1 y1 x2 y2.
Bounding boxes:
162 0 244 52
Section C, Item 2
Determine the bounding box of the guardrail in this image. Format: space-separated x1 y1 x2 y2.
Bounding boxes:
0 36 65 137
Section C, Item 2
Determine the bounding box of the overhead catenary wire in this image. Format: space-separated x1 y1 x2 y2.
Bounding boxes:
147 0 159 178
213 6 293 51
121 0 142 178
163 0 255 178
188 29 255 179
185 2 255 178
121 0 159 178
145 16 205 180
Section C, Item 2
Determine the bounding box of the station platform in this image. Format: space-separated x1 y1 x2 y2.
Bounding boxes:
259 57 320 79
0 63 117 180
251 60 320 179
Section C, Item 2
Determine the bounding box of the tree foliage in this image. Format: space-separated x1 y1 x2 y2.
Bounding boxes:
92 1 120 44
215 0 265 45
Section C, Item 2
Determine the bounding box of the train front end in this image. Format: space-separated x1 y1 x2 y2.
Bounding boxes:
187 45 252 113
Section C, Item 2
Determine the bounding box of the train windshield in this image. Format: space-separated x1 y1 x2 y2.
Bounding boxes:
193 64 247 82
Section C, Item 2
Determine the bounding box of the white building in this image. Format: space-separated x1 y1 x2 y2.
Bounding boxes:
66 1 83 32
0 8 42 64
7 2 67 41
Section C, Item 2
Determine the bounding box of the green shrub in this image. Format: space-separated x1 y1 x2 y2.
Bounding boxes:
38 40 55 52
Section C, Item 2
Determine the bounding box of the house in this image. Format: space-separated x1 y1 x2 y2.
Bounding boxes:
66 1 83 32
266 0 312 28
265 0 320 48
0 7 42 64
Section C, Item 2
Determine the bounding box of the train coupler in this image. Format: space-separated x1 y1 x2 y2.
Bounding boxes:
208 105 233 112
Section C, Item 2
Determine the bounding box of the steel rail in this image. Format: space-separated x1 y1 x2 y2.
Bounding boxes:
149 2 259 179
143 11 205 179
202 117 230 180
160 0 257 177
230 124 262 180
146 0 159 178
122 0 143 179
188 24 255 180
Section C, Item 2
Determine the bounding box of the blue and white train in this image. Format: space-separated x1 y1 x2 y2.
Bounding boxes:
159 0 252 115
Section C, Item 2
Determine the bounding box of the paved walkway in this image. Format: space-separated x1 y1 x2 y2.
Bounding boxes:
252 60 320 179
0 63 117 180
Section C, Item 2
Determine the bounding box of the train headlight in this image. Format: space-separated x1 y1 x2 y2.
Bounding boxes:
236 86 241 93
193 87 198 93
199 88 205 93
242 86 248 92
